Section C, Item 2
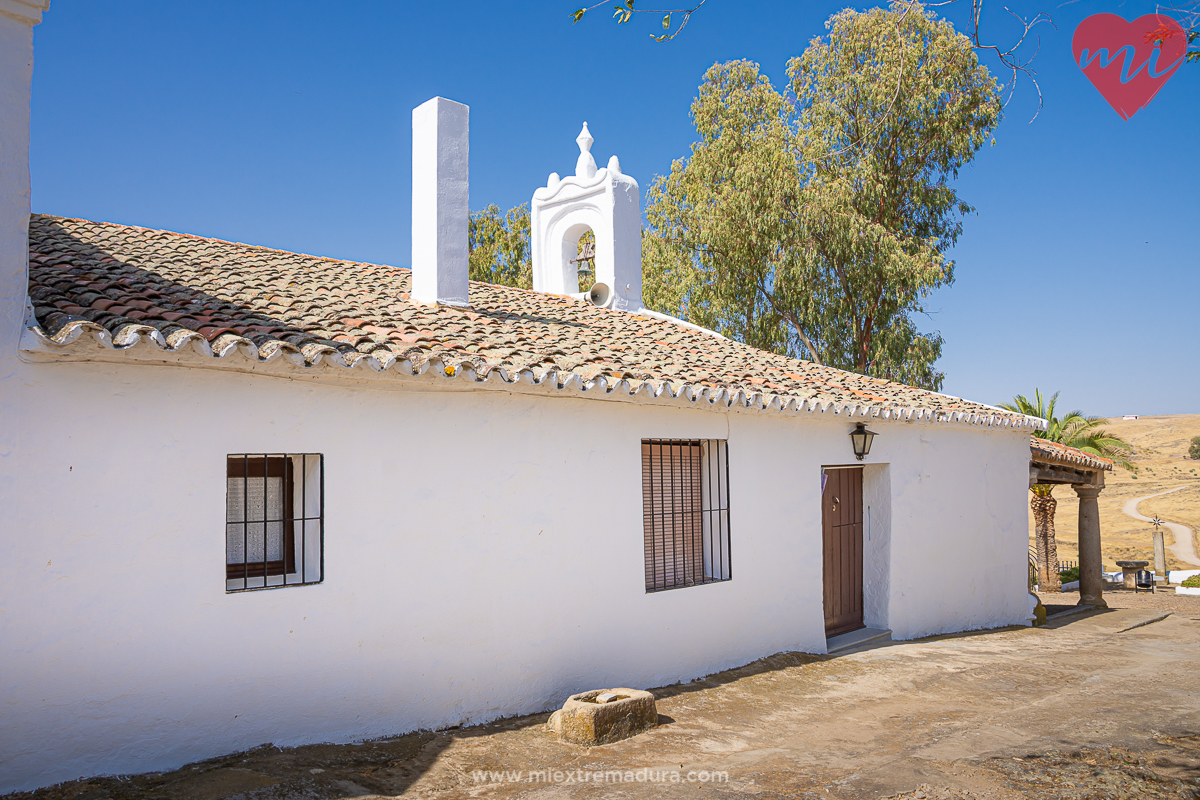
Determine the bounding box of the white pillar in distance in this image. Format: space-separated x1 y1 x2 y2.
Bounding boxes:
411 96 469 307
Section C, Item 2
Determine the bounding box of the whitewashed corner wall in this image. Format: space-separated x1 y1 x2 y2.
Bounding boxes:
884 426 1032 640
0 9 38 377
0 352 1031 792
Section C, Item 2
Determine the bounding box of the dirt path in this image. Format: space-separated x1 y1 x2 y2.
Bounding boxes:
1121 487 1200 567
9 606 1200 799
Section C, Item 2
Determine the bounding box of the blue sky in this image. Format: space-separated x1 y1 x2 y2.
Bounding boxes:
29 0 1199 416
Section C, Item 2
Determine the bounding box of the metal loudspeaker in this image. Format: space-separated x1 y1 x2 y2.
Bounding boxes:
571 282 613 308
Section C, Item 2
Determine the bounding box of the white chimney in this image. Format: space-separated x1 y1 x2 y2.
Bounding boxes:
411 96 469 307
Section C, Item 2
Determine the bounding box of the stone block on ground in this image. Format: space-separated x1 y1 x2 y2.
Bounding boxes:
546 688 657 745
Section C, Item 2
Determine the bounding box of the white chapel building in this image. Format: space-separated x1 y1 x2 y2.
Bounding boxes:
1 4 1042 793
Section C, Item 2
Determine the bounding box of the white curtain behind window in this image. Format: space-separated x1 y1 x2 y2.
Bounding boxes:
226 475 284 565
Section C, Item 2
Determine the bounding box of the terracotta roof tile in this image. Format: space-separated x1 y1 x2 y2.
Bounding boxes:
1029 437 1114 471
25 214 1036 428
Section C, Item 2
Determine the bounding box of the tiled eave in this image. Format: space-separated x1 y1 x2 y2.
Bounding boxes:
1029 437 1113 472
23 215 1046 433
19 314 1046 431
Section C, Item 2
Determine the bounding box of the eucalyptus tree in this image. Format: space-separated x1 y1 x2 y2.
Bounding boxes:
468 204 598 292
1000 390 1136 592
468 203 533 290
644 2 1002 390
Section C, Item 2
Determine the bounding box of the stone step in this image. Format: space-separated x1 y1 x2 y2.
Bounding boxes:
827 627 892 654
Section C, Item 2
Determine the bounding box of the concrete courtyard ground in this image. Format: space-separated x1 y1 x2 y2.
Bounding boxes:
9 600 1200 800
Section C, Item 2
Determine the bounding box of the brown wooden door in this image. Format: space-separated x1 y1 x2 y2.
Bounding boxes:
823 467 863 637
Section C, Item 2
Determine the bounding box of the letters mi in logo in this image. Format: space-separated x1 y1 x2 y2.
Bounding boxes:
1073 14 1188 119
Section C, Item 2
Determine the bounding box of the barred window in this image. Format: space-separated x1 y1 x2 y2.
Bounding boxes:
642 439 730 592
226 454 323 592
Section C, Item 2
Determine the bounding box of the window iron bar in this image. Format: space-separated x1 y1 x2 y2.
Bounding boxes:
242 454 249 587
320 454 325 585
648 439 656 591
301 454 307 587
261 453 268 586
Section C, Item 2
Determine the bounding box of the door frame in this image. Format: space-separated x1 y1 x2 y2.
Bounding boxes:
821 465 865 638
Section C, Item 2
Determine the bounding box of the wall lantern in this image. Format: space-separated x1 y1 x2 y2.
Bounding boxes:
849 423 877 461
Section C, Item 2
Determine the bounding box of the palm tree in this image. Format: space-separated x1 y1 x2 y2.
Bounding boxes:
1000 390 1135 592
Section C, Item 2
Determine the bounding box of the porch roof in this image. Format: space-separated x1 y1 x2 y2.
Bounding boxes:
1029 437 1112 487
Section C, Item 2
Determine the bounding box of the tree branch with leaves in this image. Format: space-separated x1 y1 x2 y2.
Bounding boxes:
572 0 709 41
1147 2 1200 63
573 0 1054 115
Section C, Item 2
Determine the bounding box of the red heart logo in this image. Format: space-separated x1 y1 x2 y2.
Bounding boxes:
1072 13 1187 120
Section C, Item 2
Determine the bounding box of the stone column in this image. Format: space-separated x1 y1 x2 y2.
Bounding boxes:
1074 482 1107 608
1153 530 1167 583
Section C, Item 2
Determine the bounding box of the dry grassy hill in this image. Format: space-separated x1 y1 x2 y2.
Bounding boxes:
1028 413 1200 572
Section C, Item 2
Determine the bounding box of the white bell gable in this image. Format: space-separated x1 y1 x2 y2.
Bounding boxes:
530 123 642 311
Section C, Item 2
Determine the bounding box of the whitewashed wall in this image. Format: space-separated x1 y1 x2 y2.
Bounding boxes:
0 353 1030 792
885 425 1033 639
